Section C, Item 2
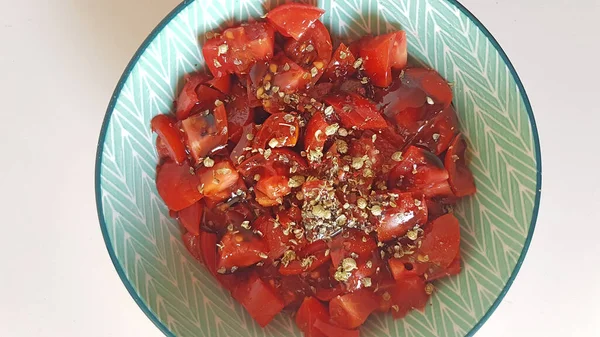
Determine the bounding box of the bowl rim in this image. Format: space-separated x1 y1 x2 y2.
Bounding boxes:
95 0 542 336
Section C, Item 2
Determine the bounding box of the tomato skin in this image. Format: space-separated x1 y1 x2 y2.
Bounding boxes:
325 93 387 130
322 43 357 82
296 297 329 337
402 68 453 108
279 240 331 276
329 289 379 329
206 74 232 94
271 53 312 94
266 3 325 41
177 201 204 235
304 111 330 157
375 192 428 241
196 160 240 200
445 134 476 197
151 114 187 165
181 104 228 164
253 112 300 149
427 252 461 281
232 272 285 327
313 319 360 337
218 230 268 269
156 160 203 211
359 31 407 87
237 148 308 179
389 275 430 319
419 213 461 270
203 22 275 77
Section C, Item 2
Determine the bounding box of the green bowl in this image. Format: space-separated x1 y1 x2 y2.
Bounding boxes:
95 0 541 336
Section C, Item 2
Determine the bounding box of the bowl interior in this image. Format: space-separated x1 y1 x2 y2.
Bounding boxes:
96 0 541 336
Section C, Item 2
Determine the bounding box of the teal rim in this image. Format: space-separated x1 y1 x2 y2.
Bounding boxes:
94 1 542 336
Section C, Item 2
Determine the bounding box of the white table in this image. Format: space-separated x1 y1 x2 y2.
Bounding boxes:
1 0 598 336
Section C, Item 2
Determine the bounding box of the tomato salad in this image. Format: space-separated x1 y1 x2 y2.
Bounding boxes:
151 3 476 336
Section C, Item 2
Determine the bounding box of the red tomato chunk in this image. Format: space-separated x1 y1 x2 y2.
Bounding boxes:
150 3 476 335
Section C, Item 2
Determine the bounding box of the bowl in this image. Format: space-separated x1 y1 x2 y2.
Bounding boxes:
95 0 541 336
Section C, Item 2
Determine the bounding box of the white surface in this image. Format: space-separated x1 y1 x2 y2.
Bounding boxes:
0 0 598 336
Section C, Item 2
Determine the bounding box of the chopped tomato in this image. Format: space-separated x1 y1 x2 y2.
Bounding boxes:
253 112 300 149
266 3 325 41
177 201 204 235
427 252 461 281
296 297 329 337
156 160 203 211
238 148 308 179
203 22 275 77
414 105 458 155
207 74 232 94
218 229 268 269
322 43 357 82
196 160 240 200
175 72 211 120
226 82 254 144
283 20 332 84
182 232 203 263
388 258 418 281
325 93 387 130
232 272 285 327
359 31 407 87
388 146 451 198
255 175 291 201
419 213 461 270
402 68 453 108
304 111 330 155
194 84 227 114
181 104 228 163
279 240 331 276
445 134 476 197
329 289 379 329
151 114 187 165
314 319 360 337
271 53 312 94
254 215 290 260
375 192 428 242
389 275 429 319
155 137 171 161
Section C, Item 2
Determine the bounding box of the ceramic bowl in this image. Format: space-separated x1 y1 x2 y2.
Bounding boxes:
96 0 541 336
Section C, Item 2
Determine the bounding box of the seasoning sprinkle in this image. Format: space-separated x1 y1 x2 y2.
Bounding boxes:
203 157 215 167
392 151 403 162
426 96 434 105
218 43 228 55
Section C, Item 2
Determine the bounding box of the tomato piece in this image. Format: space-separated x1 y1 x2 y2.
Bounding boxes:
203 198 252 234
247 61 269 108
388 258 419 281
199 231 238 289
232 272 285 327
206 74 232 94
359 31 407 87
181 104 228 163
427 252 461 281
151 114 187 165
266 3 325 40
254 215 288 260
155 137 171 161
419 213 461 270
314 319 360 337
329 229 377 266
279 240 331 276
271 53 312 94
329 289 379 329
322 43 357 82
445 134 476 197
195 160 240 201
388 146 451 198
402 68 453 108
315 284 345 302
194 84 226 114
177 201 204 235
226 83 254 144
175 72 211 120
218 229 267 270
238 148 308 179
255 175 291 201
389 275 429 319
283 20 332 84
414 106 458 155
375 192 428 242
156 160 203 211
203 22 275 77
182 232 203 263
296 297 329 337
325 93 387 130
254 112 300 149
304 111 330 156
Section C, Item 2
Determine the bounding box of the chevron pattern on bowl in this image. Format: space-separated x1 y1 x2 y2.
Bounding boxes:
96 0 541 336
